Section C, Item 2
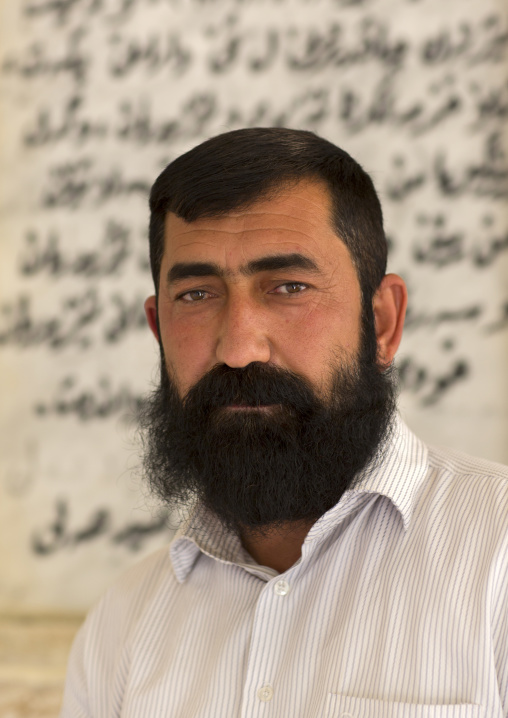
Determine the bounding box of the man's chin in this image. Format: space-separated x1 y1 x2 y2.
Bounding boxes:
139 348 397 535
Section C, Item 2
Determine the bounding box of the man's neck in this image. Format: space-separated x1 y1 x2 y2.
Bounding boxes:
240 520 315 574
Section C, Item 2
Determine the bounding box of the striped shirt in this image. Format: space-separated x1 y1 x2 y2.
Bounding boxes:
60 416 508 718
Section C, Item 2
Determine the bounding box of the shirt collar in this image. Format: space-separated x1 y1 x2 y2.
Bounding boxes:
305 413 429 542
169 502 273 584
169 414 429 583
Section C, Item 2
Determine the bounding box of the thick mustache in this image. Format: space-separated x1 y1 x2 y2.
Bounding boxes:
183 363 316 410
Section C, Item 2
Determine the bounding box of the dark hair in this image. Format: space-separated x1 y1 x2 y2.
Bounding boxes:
149 128 387 307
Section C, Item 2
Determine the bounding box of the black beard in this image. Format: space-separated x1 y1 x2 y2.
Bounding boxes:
139 316 397 539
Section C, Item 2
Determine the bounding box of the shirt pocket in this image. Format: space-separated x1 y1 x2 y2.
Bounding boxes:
324 693 484 718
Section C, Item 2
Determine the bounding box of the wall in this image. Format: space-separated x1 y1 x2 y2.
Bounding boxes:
0 0 507 713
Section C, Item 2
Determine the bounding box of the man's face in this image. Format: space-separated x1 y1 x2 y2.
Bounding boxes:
151 180 363 401
142 180 399 538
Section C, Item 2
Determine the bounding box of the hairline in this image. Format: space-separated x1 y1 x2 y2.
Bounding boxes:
155 174 363 296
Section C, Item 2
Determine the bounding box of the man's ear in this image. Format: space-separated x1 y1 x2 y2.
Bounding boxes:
372 274 407 367
144 295 160 343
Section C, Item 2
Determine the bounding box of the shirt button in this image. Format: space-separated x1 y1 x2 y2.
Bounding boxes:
257 684 274 702
274 579 290 596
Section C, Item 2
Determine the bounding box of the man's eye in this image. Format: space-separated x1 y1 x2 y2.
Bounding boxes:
273 282 308 295
178 289 209 302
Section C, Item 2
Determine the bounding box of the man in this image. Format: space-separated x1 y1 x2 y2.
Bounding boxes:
61 128 508 717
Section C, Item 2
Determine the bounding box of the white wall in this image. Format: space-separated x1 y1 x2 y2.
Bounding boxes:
0 0 507 612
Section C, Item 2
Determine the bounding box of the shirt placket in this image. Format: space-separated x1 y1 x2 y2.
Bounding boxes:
240 566 301 718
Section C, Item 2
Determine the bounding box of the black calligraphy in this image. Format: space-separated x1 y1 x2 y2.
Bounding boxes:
34 375 146 421
1 0 507 421
31 498 171 555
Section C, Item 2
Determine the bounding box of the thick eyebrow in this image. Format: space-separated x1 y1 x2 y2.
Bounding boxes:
244 253 321 276
167 253 321 285
167 261 223 284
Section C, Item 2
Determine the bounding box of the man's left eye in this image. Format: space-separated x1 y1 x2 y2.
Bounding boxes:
273 282 308 295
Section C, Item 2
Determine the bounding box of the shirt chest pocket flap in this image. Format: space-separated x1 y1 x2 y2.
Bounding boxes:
325 693 484 718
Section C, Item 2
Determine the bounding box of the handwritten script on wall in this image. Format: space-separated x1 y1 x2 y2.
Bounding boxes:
0 0 507 611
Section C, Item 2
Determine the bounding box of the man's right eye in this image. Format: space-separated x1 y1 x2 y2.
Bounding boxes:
177 289 209 302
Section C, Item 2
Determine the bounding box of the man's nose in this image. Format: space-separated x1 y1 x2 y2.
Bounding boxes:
215 296 271 368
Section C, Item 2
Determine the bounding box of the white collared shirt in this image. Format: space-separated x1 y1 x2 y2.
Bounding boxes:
60 416 508 717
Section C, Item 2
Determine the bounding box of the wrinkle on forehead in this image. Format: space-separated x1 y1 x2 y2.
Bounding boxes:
164 178 337 240
161 179 355 284
164 221 340 268
164 220 335 255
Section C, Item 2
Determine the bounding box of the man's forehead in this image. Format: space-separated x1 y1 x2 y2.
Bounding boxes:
162 179 340 261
